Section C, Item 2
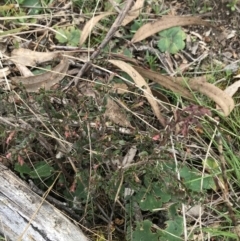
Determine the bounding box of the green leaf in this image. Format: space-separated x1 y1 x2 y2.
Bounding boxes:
20 0 41 14
55 26 81 46
180 166 215 192
29 161 54 179
135 180 171 211
157 27 186 54
14 163 32 178
132 220 160 241
163 216 183 241
55 28 68 44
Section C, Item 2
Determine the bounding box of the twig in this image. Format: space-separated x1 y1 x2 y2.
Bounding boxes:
63 0 134 91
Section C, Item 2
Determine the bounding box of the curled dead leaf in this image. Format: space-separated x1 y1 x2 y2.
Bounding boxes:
133 66 194 101
109 60 166 127
11 57 69 92
131 15 212 43
11 48 59 66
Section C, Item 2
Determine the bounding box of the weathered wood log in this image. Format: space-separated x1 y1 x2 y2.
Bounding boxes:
0 164 90 241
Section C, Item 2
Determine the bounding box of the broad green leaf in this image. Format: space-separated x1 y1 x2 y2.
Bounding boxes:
163 216 183 241
132 220 160 241
14 163 32 178
180 166 215 192
29 161 54 179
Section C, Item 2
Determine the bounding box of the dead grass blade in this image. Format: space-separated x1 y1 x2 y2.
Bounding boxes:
109 60 166 127
11 57 69 92
133 66 194 101
79 12 114 47
121 0 144 26
131 15 212 43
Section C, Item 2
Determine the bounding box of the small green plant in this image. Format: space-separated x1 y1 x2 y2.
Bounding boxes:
130 206 184 241
55 26 81 46
198 2 213 13
14 161 54 179
226 0 238 11
132 220 162 241
157 27 186 54
145 51 158 70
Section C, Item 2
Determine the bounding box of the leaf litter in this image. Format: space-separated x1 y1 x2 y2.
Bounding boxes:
11 57 69 92
131 15 213 43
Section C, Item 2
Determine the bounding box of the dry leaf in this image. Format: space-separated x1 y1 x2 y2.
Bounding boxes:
0 67 10 78
121 0 144 26
186 76 234 116
151 89 170 105
224 80 240 97
11 57 69 92
109 60 166 126
234 73 240 79
79 12 114 47
14 64 34 77
133 65 194 100
104 97 132 128
185 204 204 218
234 225 240 239
11 48 58 66
122 145 137 168
111 83 129 94
131 15 212 43
133 66 234 116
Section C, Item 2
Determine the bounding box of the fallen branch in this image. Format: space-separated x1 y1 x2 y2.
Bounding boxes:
0 164 89 241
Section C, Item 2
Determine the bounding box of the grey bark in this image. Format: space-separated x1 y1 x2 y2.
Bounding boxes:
0 164 89 241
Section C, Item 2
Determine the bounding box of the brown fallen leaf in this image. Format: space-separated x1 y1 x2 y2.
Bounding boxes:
104 97 132 128
0 67 10 78
11 57 69 92
133 66 234 116
133 65 194 101
121 0 144 26
111 83 129 94
79 12 114 47
11 48 59 66
131 15 212 43
109 60 166 127
151 89 170 106
224 80 240 97
14 64 34 77
177 76 235 116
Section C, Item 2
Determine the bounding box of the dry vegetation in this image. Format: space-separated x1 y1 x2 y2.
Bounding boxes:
1 0 240 240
